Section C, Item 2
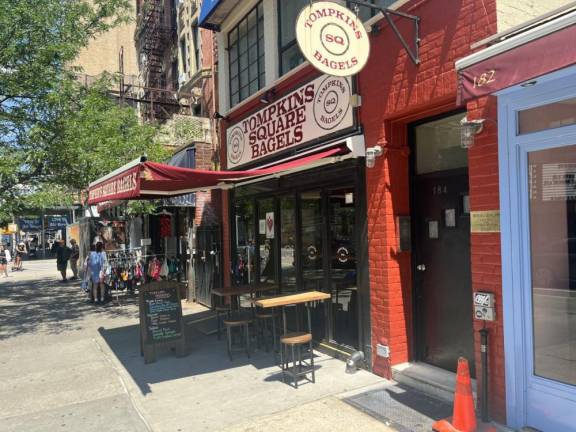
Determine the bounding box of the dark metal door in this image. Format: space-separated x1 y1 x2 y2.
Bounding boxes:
194 226 222 307
414 170 475 375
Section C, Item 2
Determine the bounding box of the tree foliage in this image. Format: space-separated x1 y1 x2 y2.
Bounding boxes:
0 0 168 220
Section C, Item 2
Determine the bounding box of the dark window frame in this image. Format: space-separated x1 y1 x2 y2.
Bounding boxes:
227 2 265 107
192 21 201 71
277 0 306 76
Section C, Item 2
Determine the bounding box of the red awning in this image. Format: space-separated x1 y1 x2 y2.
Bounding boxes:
456 17 576 104
87 146 346 205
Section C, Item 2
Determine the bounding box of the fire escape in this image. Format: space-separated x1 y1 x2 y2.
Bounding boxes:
134 0 191 122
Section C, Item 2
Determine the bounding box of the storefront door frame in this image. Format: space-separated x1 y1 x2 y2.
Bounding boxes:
499 64 576 430
230 160 372 362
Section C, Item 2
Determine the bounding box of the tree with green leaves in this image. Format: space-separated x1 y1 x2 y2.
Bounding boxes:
0 0 168 224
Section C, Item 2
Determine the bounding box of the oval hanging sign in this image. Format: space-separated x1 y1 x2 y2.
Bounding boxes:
296 1 370 77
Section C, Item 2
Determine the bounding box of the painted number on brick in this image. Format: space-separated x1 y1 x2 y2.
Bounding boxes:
473 69 496 88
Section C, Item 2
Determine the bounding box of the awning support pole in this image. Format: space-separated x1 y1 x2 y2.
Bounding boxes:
347 0 421 65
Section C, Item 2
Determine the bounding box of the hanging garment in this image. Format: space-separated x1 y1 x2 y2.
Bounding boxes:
159 259 169 278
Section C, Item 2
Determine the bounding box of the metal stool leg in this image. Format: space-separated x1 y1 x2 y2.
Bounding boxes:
226 326 233 361
263 318 269 352
309 340 315 383
245 323 250 358
217 312 222 340
292 345 298 389
280 343 285 383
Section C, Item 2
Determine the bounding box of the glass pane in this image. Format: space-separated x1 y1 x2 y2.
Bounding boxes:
328 187 358 348
281 43 305 75
416 112 468 174
529 144 576 386
230 77 239 95
249 79 259 96
229 28 238 45
258 198 276 285
300 190 324 291
518 97 576 135
234 200 255 285
280 196 297 293
279 0 308 46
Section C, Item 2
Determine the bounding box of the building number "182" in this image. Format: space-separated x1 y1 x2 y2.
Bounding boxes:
473 69 496 88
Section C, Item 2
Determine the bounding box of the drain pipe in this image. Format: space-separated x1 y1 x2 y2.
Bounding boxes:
479 327 490 422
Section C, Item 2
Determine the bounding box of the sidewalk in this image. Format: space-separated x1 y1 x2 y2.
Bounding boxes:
0 259 446 432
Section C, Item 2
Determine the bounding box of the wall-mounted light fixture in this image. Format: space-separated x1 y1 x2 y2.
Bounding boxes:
365 145 383 168
259 89 276 104
460 116 485 148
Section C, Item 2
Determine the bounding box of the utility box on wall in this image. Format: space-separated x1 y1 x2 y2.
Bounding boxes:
473 292 495 321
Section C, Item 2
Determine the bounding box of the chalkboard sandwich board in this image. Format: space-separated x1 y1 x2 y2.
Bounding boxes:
139 281 186 363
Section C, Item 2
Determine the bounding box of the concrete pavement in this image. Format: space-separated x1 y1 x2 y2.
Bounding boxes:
0 259 396 432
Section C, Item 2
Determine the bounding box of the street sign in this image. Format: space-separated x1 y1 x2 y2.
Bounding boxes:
296 1 370 77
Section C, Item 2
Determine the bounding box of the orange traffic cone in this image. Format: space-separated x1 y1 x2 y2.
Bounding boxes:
432 357 477 432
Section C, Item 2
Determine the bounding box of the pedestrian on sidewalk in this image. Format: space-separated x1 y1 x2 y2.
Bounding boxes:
56 239 71 282
0 244 10 277
87 242 107 303
69 239 80 280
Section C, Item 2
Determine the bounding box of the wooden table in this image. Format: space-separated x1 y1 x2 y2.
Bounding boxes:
255 291 332 354
212 284 278 312
212 284 278 298
254 291 330 308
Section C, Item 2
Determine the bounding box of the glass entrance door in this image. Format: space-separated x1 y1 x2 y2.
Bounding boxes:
524 143 576 431
328 188 358 349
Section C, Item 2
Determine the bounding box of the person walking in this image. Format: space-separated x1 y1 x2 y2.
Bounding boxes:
87 242 107 304
12 242 27 271
56 239 71 282
0 244 10 277
69 239 80 280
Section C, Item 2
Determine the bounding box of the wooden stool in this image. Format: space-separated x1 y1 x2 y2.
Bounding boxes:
280 332 315 388
255 312 276 352
215 305 231 340
224 318 252 360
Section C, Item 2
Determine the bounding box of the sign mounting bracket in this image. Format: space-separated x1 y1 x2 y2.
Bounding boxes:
347 0 421 65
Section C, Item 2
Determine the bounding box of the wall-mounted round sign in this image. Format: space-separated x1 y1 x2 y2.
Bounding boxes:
296 1 370 77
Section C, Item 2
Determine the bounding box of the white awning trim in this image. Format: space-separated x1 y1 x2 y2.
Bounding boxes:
456 10 576 71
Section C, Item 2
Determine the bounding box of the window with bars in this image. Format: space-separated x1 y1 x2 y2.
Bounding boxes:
278 0 307 76
228 2 265 107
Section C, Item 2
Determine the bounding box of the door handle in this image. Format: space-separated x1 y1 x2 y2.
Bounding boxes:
416 264 426 271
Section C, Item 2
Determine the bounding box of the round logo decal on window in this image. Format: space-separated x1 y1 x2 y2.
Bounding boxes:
336 246 350 263
307 245 318 261
313 76 351 130
296 1 370 77
228 126 245 165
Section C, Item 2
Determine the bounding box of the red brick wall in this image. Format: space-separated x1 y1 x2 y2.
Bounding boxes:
195 29 221 228
360 0 505 422
467 96 506 422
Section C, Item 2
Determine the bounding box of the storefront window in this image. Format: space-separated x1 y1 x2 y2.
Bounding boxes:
228 2 265 106
518 96 576 135
258 198 276 285
234 200 255 285
278 0 307 75
280 195 297 293
300 190 324 291
528 144 576 386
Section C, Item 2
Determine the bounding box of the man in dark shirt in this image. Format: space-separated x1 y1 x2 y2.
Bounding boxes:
56 240 71 282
